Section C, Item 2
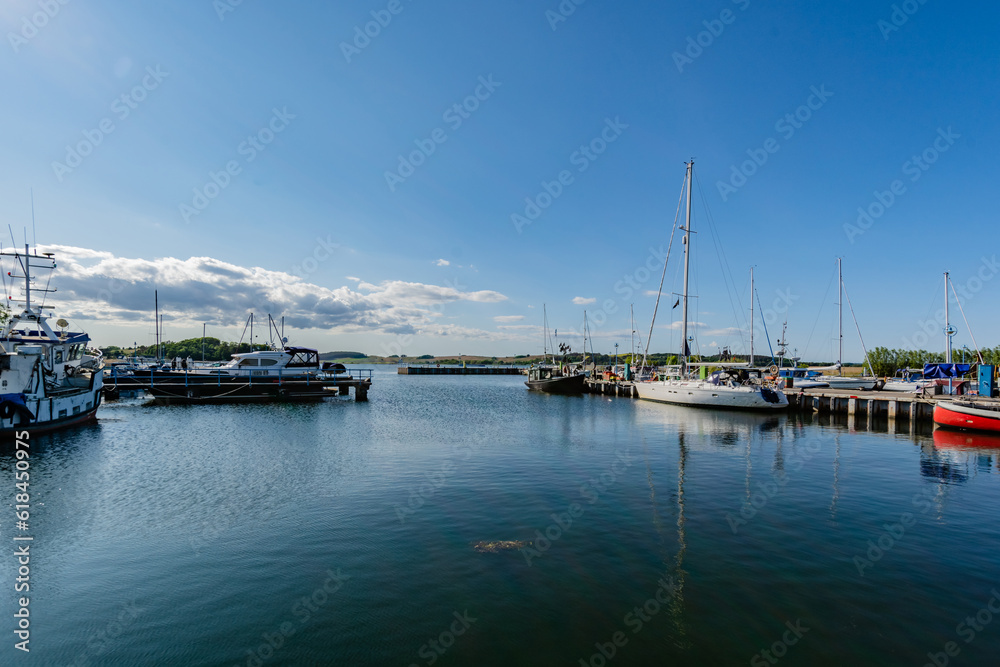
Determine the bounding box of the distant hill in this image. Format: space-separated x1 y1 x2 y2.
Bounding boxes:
320 351 367 360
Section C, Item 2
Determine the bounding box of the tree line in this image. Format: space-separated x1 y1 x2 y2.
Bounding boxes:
100 337 269 362
864 346 1000 377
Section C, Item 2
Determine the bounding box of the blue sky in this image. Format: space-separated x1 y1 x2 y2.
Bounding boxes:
0 0 997 362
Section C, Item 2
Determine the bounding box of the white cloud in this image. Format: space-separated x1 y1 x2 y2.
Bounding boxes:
435 259 450 266
494 315 525 323
29 245 509 340
345 276 361 282
572 296 596 305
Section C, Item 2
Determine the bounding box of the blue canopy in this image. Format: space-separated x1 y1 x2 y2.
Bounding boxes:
922 363 971 379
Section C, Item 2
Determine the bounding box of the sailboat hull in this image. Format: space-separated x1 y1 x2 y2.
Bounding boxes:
818 376 880 391
634 380 788 410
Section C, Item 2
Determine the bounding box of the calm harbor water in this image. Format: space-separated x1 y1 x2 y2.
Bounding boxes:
3 366 1000 666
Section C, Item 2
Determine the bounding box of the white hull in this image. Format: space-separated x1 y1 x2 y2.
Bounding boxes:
818 376 879 391
882 380 930 392
635 379 788 410
781 379 829 389
0 371 103 433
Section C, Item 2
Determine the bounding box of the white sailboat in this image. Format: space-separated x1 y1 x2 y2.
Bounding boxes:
634 161 788 410
812 258 881 390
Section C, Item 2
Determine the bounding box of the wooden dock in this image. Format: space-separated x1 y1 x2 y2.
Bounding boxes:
584 379 638 397
397 365 524 375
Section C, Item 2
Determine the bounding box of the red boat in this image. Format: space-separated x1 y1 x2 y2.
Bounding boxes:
933 400 1000 433
933 428 1000 450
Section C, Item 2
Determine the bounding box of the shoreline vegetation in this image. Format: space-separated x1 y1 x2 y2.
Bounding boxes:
101 338 999 376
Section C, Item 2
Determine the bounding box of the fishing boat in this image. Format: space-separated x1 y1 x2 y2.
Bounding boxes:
524 366 585 394
933 400 1000 433
634 161 788 411
0 245 104 435
524 305 585 395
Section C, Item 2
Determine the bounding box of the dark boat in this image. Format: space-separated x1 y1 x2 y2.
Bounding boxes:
524 367 585 394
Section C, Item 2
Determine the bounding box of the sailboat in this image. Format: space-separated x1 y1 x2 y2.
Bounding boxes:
812 258 881 390
634 161 788 410
524 305 585 394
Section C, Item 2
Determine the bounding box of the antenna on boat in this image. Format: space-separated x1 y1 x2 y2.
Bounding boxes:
30 188 36 249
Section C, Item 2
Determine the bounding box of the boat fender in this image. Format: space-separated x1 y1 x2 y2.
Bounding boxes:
0 401 14 420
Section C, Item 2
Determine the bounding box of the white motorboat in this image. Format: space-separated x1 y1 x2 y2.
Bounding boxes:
777 368 829 389
882 368 931 392
0 245 104 435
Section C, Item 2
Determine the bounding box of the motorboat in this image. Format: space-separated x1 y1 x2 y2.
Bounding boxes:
776 368 829 389
882 368 931 392
933 400 1000 433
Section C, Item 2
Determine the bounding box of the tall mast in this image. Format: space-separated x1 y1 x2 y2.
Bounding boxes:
582 311 587 369
23 244 31 314
749 266 754 367
630 304 635 364
680 160 693 373
155 290 159 361
838 257 843 375
945 272 952 363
